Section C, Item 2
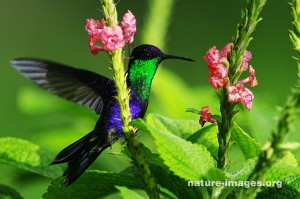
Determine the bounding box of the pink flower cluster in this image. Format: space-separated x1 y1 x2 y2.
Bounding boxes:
199 106 218 127
85 10 136 54
220 43 253 71
204 43 258 111
204 46 228 89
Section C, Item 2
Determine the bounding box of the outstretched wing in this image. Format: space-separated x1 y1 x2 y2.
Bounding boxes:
11 58 115 114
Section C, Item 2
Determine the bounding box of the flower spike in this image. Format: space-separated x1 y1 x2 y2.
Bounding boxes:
85 10 136 54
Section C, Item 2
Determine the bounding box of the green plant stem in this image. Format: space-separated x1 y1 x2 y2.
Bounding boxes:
229 0 267 82
217 95 235 170
237 79 300 199
101 1 160 198
217 0 266 170
290 0 300 77
236 1 300 197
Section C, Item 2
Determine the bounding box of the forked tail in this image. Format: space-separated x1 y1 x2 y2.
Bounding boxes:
51 130 109 186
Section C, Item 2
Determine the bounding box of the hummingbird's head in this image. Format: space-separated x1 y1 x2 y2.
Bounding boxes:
127 44 195 100
129 44 195 66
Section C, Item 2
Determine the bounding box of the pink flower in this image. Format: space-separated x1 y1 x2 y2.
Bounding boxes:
227 84 254 111
121 10 136 44
221 43 233 59
85 19 106 36
238 65 258 87
208 63 228 78
199 106 218 127
240 50 252 71
227 84 241 102
89 36 104 55
88 33 103 55
86 18 106 54
204 46 221 65
208 76 228 89
100 26 125 51
240 87 254 111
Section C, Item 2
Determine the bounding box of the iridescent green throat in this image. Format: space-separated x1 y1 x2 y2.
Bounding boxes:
128 58 160 100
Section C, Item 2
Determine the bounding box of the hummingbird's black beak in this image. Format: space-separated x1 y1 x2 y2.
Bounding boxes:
164 54 195 62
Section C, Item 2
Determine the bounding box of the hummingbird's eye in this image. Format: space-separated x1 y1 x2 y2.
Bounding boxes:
142 52 152 60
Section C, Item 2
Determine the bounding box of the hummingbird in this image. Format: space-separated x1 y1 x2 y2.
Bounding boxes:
11 44 194 185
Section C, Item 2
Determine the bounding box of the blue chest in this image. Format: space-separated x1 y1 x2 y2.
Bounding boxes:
105 93 143 135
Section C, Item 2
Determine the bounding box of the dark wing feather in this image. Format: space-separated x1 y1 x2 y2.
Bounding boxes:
11 58 115 114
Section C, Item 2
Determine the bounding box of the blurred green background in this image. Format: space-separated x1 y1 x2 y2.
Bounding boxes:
1 0 299 198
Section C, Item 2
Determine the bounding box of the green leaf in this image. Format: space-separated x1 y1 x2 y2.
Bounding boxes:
231 123 261 159
232 158 257 181
150 164 206 199
130 118 148 131
238 151 297 187
282 151 298 166
219 158 257 199
283 174 300 192
115 186 145 199
211 115 222 123
122 164 204 199
220 153 300 199
203 169 229 199
43 171 142 199
121 143 166 168
237 101 279 144
0 184 23 199
0 137 62 178
186 124 219 158
186 108 201 115
145 113 201 139
266 160 300 182
158 186 178 199
131 115 215 182
207 168 230 182
256 182 300 199
265 150 299 182
241 153 300 182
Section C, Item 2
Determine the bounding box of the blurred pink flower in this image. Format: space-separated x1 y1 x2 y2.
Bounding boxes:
100 26 125 51
121 10 136 44
199 106 218 127
204 46 221 65
227 84 254 111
